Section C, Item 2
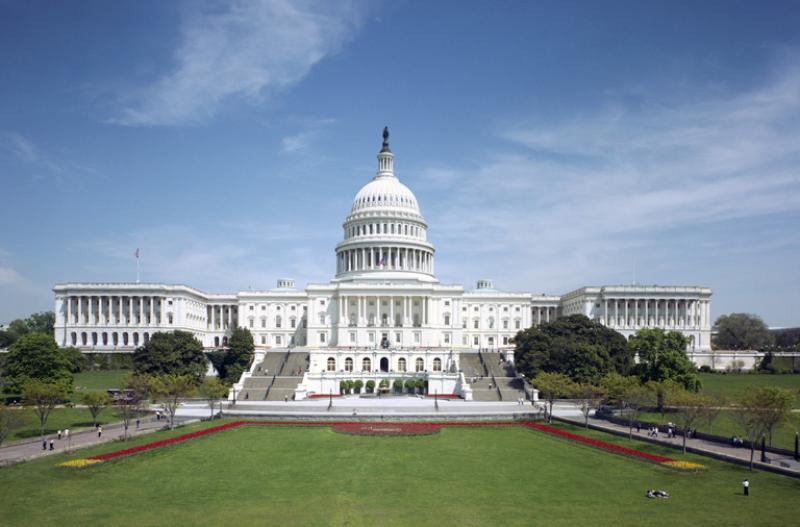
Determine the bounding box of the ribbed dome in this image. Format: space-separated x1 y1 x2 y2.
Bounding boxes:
351 176 420 214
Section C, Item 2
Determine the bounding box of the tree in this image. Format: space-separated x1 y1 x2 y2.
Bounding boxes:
533 372 576 423
644 379 682 415
414 378 425 395
732 388 772 470
514 315 633 384
3 333 73 395
339 380 348 395
61 346 86 373
621 384 654 440
572 383 607 429
628 328 700 392
0 311 55 348
353 379 364 394
392 379 403 394
198 377 229 419
713 313 774 350
151 374 195 430
404 379 415 394
117 374 153 440
22 380 68 441
81 391 111 427
600 373 641 408
754 387 794 447
0 404 24 447
209 328 255 382
133 331 207 382
670 390 715 453
366 380 376 393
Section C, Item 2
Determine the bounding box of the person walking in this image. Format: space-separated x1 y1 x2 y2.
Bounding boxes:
49 439 55 451
136 418 140 430
97 425 103 438
64 428 70 441
57 429 62 440
743 479 749 496
42 439 47 451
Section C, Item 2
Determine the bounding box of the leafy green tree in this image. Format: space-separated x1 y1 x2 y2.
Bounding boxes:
151 374 195 430
209 328 255 382
713 313 774 350
732 387 783 470
339 380 348 394
533 372 576 423
23 380 68 441
670 390 715 453
117 374 153 440
751 387 794 447
3 333 73 395
414 378 425 394
572 383 607 429
0 404 24 447
61 346 86 373
514 315 633 384
353 380 364 394
645 379 682 415
404 379 415 394
0 312 55 348
198 377 229 419
366 380 376 393
392 379 403 393
133 331 206 383
81 391 111 427
600 373 641 407
628 328 700 392
621 384 654 440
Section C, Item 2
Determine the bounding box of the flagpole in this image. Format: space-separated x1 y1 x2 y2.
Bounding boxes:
136 257 140 283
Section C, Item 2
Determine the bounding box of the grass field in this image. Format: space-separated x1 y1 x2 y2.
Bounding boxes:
0 421 798 526
698 373 800 406
72 369 130 402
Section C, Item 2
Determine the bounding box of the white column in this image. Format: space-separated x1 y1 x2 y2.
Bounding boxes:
645 299 649 327
389 296 394 326
149 297 154 325
624 300 628 328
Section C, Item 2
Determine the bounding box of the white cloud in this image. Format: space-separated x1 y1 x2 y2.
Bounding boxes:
0 266 23 286
113 0 364 126
0 131 64 175
425 63 800 293
281 117 336 153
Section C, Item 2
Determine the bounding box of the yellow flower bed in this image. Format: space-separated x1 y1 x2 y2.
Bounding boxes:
58 459 103 469
661 460 707 472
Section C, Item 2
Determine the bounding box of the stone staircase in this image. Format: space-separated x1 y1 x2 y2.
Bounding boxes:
237 350 291 400
460 351 526 401
280 351 309 376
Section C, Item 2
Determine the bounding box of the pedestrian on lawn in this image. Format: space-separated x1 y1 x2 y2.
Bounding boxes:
743 479 749 496
49 439 54 451
42 439 47 450
97 425 103 438
57 429 62 440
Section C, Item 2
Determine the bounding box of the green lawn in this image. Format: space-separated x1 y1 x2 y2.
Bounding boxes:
72 369 131 401
0 420 798 526
6 407 134 442
698 373 800 407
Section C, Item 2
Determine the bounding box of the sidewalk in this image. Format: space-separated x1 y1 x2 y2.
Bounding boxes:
0 415 183 466
556 411 800 477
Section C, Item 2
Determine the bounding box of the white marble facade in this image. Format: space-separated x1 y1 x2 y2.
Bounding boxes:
53 131 713 373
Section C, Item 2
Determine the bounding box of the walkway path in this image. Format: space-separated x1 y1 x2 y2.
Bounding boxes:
0 415 191 466
552 407 800 476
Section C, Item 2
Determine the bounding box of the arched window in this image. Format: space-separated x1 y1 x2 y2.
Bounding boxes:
214 336 219 347
433 358 442 371
102 332 108 345
327 357 335 371
444 314 450 326
398 358 407 372
415 358 424 372
290 317 296 328
112 333 118 346
362 357 371 372
488 317 495 329
71 332 77 345
143 332 149 344
345 357 353 371
275 316 282 328
132 333 138 346
122 332 128 346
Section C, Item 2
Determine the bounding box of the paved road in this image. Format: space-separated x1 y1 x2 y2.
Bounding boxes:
0 415 190 466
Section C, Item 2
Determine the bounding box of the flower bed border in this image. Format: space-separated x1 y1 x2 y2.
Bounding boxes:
332 422 441 436
87 420 675 465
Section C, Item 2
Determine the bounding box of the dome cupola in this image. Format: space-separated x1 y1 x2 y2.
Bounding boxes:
335 128 436 283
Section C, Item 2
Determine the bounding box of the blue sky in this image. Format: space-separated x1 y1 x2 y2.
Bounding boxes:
1 0 799 327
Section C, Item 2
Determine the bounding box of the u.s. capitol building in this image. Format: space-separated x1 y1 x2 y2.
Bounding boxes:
53 130 712 398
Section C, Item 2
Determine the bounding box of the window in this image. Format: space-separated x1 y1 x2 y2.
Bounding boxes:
327 357 335 371
473 336 479 345
249 318 254 328
167 313 173 324
249 305 254 311
503 336 509 345
395 332 401 343
503 319 508 329
415 358 424 372
261 335 266 344
319 332 326 343
433 358 442 371
275 335 282 345
362 358 371 371
261 318 266 328
368 332 375 342
290 318 296 328
349 332 356 343
444 314 450 326
462 320 467 329
515 320 521 329
345 358 353 371
444 333 451 344
275 316 282 328
398 358 406 372
473 319 479 329
444 300 450 306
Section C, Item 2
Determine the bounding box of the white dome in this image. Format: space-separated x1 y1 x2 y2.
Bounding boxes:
351 176 421 214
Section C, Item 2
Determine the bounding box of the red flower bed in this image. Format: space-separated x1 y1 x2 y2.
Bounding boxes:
425 393 461 399
522 422 673 463
332 423 441 436
88 419 672 464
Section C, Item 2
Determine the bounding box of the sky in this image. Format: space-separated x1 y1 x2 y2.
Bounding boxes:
1 0 799 327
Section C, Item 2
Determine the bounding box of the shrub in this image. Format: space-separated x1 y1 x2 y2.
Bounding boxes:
698 365 712 373
345 380 355 394
366 380 376 393
392 379 403 393
339 380 347 395
415 378 425 394
404 379 416 393
353 380 364 394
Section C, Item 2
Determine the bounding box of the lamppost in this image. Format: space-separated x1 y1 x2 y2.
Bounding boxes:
760 434 767 463
795 432 799 462
328 389 333 411
434 390 439 411
231 386 237 406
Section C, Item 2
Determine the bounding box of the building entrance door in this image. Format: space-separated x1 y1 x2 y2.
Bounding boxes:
380 357 389 372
